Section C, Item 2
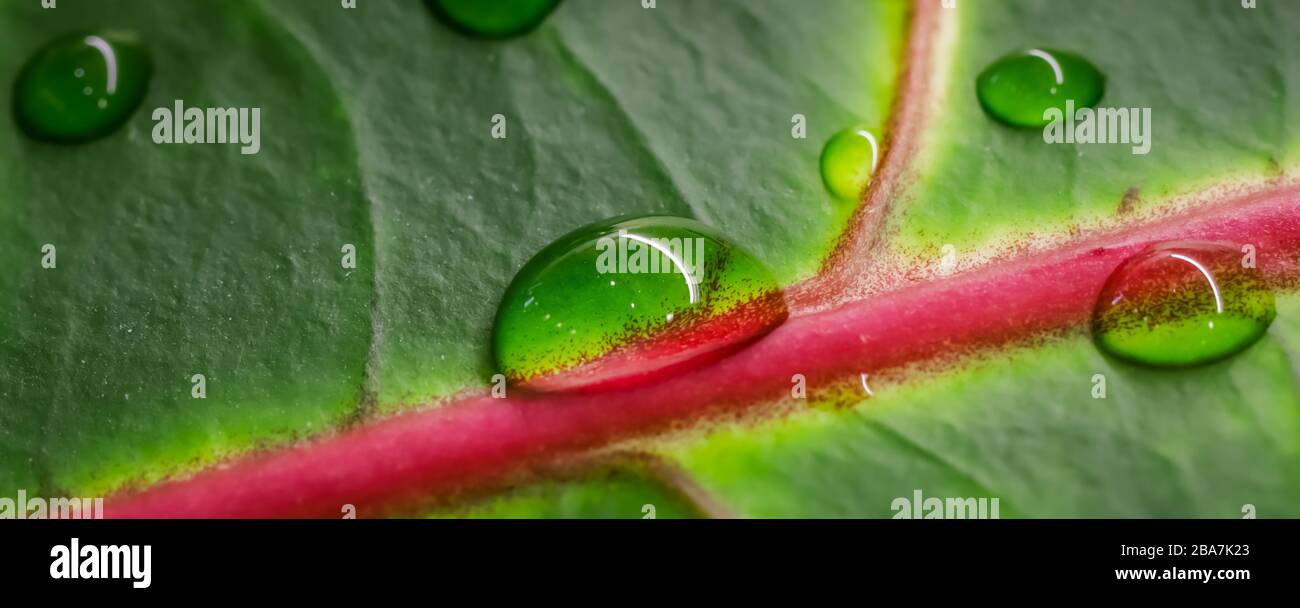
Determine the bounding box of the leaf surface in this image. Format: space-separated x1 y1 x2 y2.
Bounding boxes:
0 0 905 496
5 0 1300 518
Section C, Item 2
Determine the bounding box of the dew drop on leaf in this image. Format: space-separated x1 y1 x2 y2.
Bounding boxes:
14 31 151 143
1091 242 1276 367
427 0 562 38
820 126 880 202
976 48 1104 128
492 215 788 392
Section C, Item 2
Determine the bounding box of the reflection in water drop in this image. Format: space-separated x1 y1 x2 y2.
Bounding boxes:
976 48 1104 128
14 31 151 142
1092 242 1275 367
820 126 879 202
492 215 788 392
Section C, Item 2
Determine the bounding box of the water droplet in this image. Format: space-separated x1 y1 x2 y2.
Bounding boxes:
976 48 1104 128
14 31 152 142
1092 242 1275 367
493 215 788 392
427 0 561 38
820 126 879 202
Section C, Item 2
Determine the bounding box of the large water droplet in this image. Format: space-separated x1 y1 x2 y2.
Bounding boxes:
427 0 561 38
14 31 151 143
820 126 880 202
976 48 1104 128
1092 242 1275 367
493 215 788 392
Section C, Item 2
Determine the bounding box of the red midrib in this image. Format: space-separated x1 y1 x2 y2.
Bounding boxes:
107 184 1300 518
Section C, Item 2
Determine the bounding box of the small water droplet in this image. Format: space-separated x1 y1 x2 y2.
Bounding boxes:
14 31 151 143
493 215 788 392
427 0 561 38
820 126 879 202
1092 242 1275 367
976 48 1104 128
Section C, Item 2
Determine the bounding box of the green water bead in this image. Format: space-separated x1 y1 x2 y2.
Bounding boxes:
1092 242 1275 368
427 0 562 38
493 215 787 391
976 48 1104 128
820 126 880 202
14 31 152 142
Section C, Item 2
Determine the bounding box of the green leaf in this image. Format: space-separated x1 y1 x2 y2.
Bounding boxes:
6 0 1299 519
886 0 1300 257
257 0 907 407
663 294 1300 517
0 0 374 495
465 0 1300 518
648 0 1300 518
0 0 905 496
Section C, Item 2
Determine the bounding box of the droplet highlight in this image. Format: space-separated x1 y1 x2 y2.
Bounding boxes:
976 48 1104 128
1092 242 1275 368
493 215 788 392
820 126 879 202
14 31 152 143
427 0 561 38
